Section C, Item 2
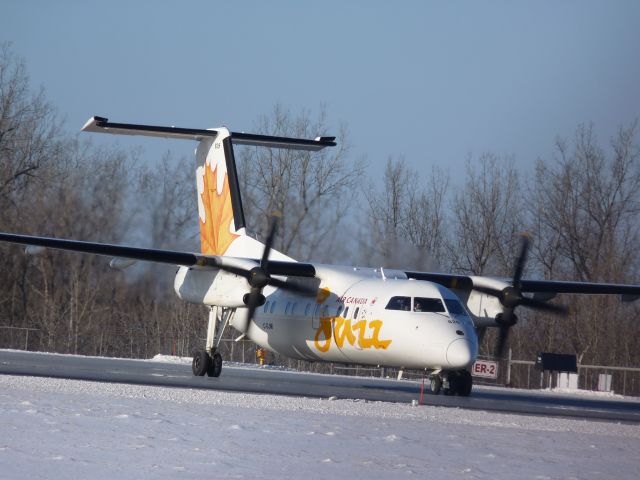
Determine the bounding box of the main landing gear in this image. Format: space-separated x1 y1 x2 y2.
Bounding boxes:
430 370 472 396
192 350 223 377
192 306 234 378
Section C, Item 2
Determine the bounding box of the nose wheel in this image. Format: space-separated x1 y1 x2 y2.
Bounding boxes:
431 370 472 396
430 376 443 395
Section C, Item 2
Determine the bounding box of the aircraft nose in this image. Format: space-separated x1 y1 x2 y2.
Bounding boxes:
446 338 473 368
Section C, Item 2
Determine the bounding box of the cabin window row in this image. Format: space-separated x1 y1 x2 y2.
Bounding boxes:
261 301 361 319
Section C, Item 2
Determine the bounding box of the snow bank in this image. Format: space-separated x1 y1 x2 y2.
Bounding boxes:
1 374 639 480
546 387 627 399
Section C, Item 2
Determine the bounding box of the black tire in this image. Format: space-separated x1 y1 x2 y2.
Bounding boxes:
430 376 443 395
207 352 223 377
192 350 210 376
443 374 456 396
456 370 473 397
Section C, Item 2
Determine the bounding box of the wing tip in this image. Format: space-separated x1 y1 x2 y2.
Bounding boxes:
81 115 108 132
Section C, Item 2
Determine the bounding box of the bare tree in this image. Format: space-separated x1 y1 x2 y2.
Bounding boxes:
136 152 196 250
0 43 63 216
363 156 449 270
236 104 363 261
405 165 450 268
450 153 524 276
522 122 640 365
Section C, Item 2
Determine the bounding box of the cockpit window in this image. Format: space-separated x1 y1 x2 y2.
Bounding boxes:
385 296 411 311
444 298 468 316
413 297 446 313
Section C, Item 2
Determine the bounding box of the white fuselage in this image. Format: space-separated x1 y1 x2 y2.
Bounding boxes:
176 264 479 371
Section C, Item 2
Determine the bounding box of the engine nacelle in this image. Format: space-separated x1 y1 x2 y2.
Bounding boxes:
174 266 250 307
456 276 510 327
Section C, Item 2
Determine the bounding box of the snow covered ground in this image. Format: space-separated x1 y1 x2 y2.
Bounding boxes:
1 368 639 480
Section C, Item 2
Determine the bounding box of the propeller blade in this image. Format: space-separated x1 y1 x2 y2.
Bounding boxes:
245 287 263 326
260 216 278 270
495 326 510 358
512 235 530 288
472 285 504 298
216 263 252 279
518 296 568 314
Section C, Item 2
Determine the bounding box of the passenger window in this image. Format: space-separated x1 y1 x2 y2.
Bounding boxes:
413 297 445 313
343 306 349 318
291 302 297 315
285 302 291 315
270 302 276 314
305 303 311 316
336 305 343 317
354 307 360 319
385 296 411 311
263 301 270 313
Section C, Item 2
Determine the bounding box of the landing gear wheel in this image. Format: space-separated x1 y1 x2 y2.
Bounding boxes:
207 351 223 377
430 376 443 395
192 350 210 376
456 370 473 397
442 370 473 396
443 374 457 396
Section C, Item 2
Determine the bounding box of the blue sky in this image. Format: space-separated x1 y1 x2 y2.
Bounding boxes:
2 0 640 183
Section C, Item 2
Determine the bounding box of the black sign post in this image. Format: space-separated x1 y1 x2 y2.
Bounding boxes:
536 352 578 388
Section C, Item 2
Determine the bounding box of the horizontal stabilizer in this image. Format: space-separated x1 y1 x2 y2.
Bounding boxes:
82 116 336 150
81 116 218 141
231 132 336 151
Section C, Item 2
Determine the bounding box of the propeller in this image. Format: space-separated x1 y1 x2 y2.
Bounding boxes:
474 235 567 357
214 215 316 327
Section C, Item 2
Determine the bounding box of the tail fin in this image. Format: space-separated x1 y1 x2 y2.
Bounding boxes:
81 116 336 260
195 129 255 257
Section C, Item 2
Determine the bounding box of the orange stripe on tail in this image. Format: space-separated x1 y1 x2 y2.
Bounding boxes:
199 159 239 255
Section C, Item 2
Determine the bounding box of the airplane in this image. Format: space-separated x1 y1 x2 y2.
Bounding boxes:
1 115 639 396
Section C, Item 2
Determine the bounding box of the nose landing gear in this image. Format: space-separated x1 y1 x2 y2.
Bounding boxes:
430 375 443 394
431 370 472 396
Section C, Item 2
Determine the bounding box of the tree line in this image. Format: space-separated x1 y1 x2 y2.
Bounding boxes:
1 45 639 387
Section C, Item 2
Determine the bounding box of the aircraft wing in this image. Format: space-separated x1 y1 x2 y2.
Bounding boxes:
0 232 316 277
518 279 640 301
405 271 640 301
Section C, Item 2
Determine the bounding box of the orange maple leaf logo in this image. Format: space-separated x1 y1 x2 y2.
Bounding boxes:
199 163 239 255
